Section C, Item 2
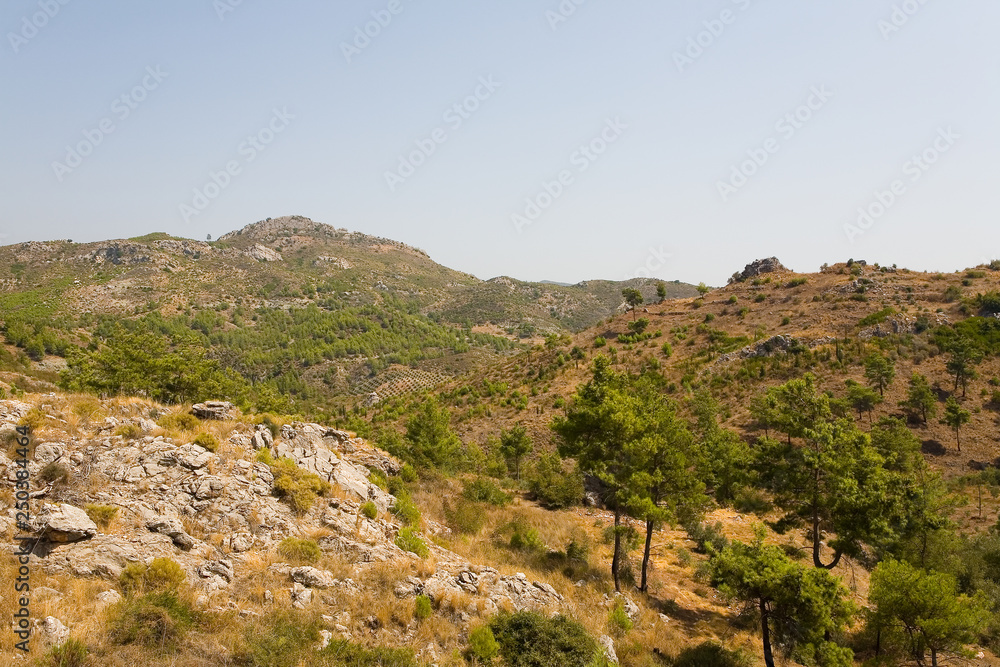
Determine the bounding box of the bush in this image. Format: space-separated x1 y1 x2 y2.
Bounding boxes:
661 342 673 358
119 557 186 596
360 501 378 520
107 591 198 649
258 450 330 513
320 639 418 667
445 497 487 535
463 478 511 506
671 642 752 667
192 431 219 452
45 637 88 667
398 463 418 483
113 423 143 439
467 625 500 663
490 611 597 667
157 412 200 431
508 517 545 553
608 599 632 634
236 610 320 667
38 462 69 484
391 495 421 526
565 538 589 563
786 277 808 288
395 527 429 558
527 453 583 509
414 594 432 620
277 537 322 564
684 521 729 555
593 337 606 348
84 504 118 529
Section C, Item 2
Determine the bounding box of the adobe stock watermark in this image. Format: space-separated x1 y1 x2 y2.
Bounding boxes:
179 107 294 223
384 76 501 192
511 117 627 234
545 0 594 31
8 0 72 54
340 0 413 64
673 0 754 73
878 0 933 40
214 0 248 22
843 126 959 244
622 246 673 280
717 85 834 202
51 66 169 183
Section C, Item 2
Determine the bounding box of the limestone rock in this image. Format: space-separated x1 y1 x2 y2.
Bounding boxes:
37 504 97 543
145 516 195 550
735 257 786 282
246 244 283 262
599 635 618 664
291 566 338 589
38 616 69 649
190 401 239 421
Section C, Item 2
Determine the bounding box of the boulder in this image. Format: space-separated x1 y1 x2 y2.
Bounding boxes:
145 516 195 551
190 401 239 421
38 504 97 543
599 636 618 665
37 616 69 649
291 566 338 589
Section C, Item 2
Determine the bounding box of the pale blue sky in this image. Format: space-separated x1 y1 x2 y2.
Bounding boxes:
1 0 997 285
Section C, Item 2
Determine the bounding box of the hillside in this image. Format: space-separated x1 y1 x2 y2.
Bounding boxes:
0 216 696 416
3 247 1000 666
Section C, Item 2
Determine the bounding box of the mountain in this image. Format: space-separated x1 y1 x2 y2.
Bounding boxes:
0 216 698 415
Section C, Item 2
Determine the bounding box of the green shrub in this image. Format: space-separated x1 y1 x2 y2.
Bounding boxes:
45 637 88 667
593 337 606 348
565 538 589 563
490 611 597 667
391 495 421 526
508 518 545 553
445 497 487 535
395 527 429 558
463 478 511 506
107 591 198 649
368 468 389 490
236 610 320 667
320 639 418 667
84 504 118 529
157 412 200 431
754 293 766 303
361 501 378 520
398 464 418 483
119 557 186 596
608 599 633 634
414 594 432 621
467 625 500 663
192 431 219 452
259 450 330 513
527 454 583 509
684 521 729 555
277 537 322 564
672 642 752 667
113 423 143 439
661 342 673 358
38 462 69 484
786 277 808 288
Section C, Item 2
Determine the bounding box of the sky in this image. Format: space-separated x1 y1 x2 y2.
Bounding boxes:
1 0 998 287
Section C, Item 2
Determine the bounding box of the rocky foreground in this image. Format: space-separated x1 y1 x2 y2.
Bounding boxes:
0 397 572 661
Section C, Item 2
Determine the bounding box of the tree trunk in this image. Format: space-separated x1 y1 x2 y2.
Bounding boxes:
931 648 938 667
760 599 775 667
611 510 622 592
640 519 654 592
956 427 962 452
812 513 843 569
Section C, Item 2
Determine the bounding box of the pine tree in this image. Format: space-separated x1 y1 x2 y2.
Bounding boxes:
901 372 936 424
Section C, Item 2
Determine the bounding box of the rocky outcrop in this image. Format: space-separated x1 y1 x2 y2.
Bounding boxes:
145 516 195 551
190 401 240 421
733 257 787 282
36 504 98 543
246 244 283 262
